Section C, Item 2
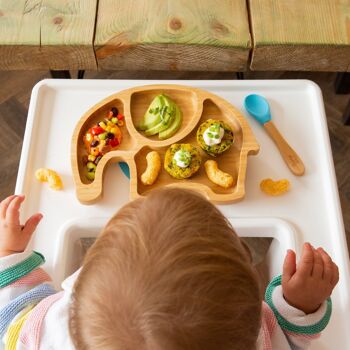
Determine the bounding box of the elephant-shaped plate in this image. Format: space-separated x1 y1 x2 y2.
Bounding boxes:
71 84 260 204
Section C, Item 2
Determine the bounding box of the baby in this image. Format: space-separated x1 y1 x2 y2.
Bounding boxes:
0 190 339 349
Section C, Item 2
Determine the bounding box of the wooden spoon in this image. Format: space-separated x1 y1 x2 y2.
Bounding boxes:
244 94 305 176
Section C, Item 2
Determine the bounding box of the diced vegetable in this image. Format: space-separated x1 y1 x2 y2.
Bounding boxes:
90 147 100 156
83 106 124 178
91 127 104 135
86 172 95 181
99 121 107 129
98 132 107 140
110 138 120 147
87 162 96 171
94 156 102 164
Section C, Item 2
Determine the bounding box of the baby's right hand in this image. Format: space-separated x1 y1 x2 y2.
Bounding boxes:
282 243 339 314
0 195 42 257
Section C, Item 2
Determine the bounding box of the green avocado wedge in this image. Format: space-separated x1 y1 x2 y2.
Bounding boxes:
159 104 182 140
138 94 182 139
138 95 164 131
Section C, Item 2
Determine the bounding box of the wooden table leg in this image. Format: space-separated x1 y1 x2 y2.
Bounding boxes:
343 99 350 126
50 70 71 79
335 73 350 94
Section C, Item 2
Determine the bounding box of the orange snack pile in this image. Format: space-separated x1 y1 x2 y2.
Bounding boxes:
260 178 290 196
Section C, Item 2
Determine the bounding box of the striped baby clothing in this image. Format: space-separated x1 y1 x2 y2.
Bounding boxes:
0 251 331 349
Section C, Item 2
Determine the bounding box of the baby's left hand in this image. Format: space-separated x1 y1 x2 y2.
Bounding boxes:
0 195 43 257
282 243 339 314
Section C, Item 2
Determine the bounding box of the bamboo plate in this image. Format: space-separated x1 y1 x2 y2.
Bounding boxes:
71 84 260 205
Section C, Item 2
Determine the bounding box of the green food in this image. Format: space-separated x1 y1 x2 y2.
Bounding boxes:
197 119 234 157
98 132 107 140
164 144 201 179
138 94 182 140
86 172 95 181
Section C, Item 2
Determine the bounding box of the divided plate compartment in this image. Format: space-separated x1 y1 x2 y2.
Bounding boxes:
53 217 297 288
71 84 260 204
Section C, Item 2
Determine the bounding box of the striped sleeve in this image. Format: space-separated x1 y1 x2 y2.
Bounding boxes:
265 275 331 349
0 251 57 348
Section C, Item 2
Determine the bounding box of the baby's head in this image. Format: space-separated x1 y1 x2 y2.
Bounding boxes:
70 188 261 349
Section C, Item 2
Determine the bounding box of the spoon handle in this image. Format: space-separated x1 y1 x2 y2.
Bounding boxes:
263 121 305 176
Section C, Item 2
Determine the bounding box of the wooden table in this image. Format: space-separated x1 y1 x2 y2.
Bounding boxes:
249 0 350 72
0 0 97 70
0 0 250 71
0 0 349 72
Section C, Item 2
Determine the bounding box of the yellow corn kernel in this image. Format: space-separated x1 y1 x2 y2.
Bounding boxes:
99 139 106 146
106 126 111 132
110 127 118 134
88 154 96 162
107 121 114 127
85 133 93 142
99 121 107 129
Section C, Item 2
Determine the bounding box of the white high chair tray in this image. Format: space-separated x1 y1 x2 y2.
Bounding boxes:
15 79 349 349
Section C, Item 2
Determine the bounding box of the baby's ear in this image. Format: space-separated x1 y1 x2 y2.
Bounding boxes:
282 249 296 282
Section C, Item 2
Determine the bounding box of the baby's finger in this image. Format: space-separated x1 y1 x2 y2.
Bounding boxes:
283 249 296 282
317 248 333 283
6 196 25 225
0 195 17 219
22 213 43 237
312 250 324 279
331 263 339 287
298 243 314 276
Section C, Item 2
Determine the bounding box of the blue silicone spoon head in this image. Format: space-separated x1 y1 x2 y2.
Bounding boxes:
244 94 271 124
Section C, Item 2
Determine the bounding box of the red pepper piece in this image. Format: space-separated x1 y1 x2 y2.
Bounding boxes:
117 113 124 120
91 126 104 135
109 138 120 148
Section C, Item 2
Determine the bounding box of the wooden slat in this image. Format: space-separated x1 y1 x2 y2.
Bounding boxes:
0 0 97 70
94 0 251 71
249 0 350 71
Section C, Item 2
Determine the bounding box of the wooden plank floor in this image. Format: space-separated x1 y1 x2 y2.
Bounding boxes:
0 70 349 251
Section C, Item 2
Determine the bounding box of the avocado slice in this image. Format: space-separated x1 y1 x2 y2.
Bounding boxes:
159 105 182 140
143 95 176 136
138 95 164 131
144 116 170 136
